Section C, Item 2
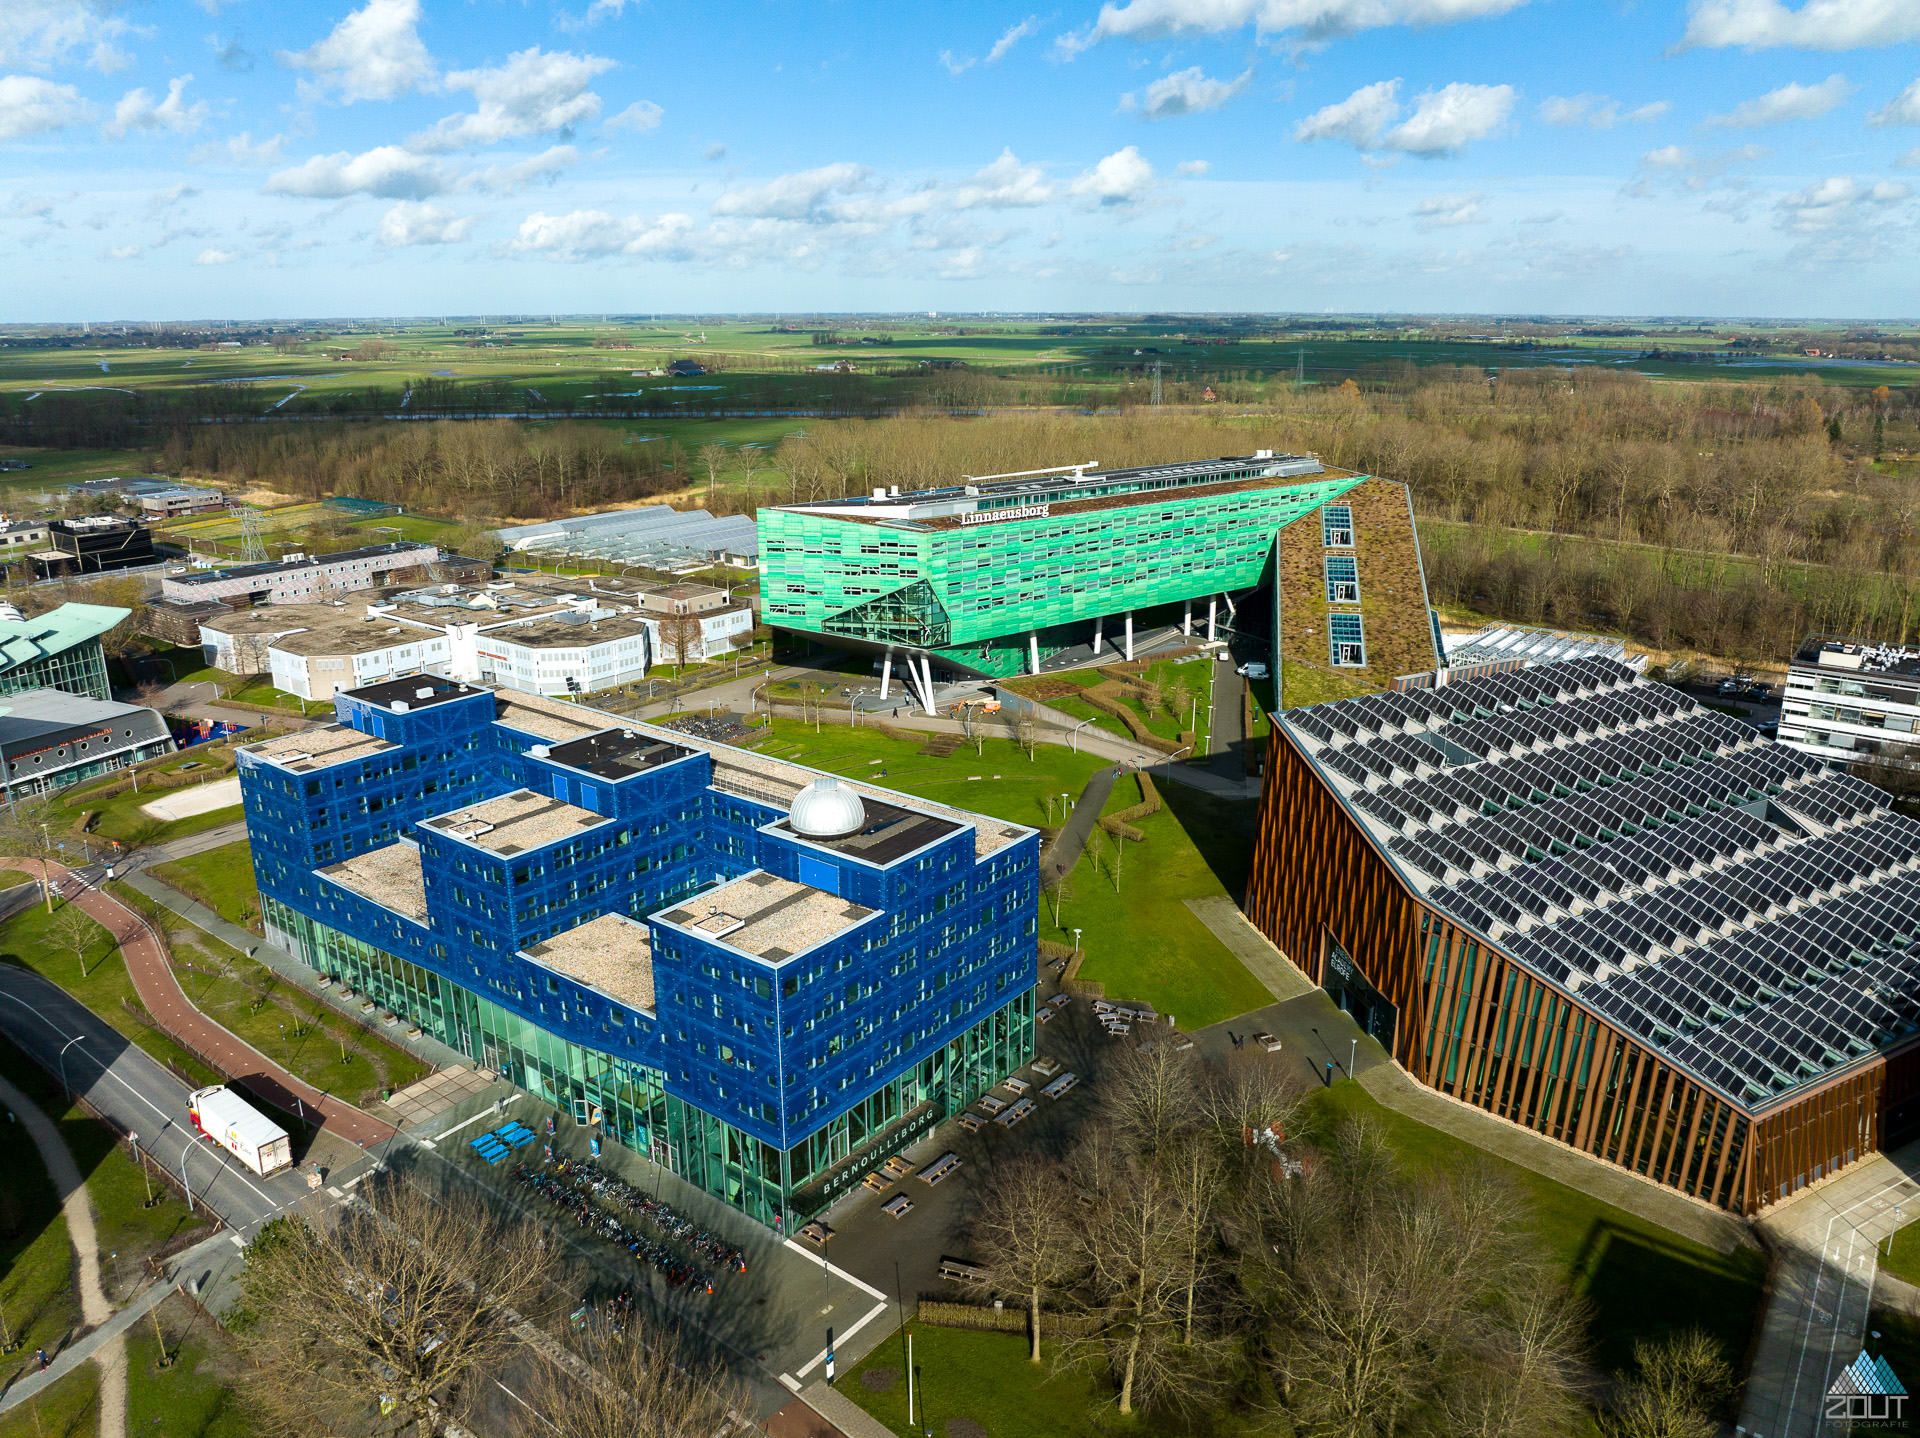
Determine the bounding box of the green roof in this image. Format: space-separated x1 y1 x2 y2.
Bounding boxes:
0 602 130 673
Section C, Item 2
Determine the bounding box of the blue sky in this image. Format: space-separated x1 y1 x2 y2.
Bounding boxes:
2 0 1919 319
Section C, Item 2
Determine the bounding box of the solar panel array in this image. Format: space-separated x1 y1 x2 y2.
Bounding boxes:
1285 655 1920 1107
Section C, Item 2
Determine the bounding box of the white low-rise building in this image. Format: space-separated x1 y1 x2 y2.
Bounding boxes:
1779 636 1920 771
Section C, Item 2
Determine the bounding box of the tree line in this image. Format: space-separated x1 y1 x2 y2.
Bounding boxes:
966 1041 1734 1436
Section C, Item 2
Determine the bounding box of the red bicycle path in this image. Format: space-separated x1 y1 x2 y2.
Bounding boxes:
17 857 398 1151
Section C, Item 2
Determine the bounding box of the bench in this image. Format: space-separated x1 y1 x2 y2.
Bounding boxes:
862 1171 894 1193
1042 1073 1079 1100
995 1098 1036 1128
938 1257 990 1285
920 1153 963 1186
958 1112 986 1133
1035 1006 1055 1025
883 1156 917 1179
1002 1077 1031 1096
882 1194 915 1219
1048 994 1071 1010
977 1094 1008 1116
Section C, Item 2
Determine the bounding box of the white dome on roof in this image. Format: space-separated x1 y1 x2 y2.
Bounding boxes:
790 775 865 839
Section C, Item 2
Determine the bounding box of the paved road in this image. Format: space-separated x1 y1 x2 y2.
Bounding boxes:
1041 765 1119 884
1739 1149 1920 1437
20 858 397 1149
0 962 308 1231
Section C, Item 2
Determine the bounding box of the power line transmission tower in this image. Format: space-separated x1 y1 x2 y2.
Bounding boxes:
1151 358 1164 407
236 509 269 564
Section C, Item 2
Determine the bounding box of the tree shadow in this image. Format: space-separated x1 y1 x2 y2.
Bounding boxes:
1159 783 1260 901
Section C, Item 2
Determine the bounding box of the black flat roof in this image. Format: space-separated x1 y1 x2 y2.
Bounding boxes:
345 675 485 710
771 796 962 865
546 728 696 779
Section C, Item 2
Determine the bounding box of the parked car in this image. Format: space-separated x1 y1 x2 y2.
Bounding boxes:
1237 662 1269 679
1758 718 1780 734
1717 678 1744 695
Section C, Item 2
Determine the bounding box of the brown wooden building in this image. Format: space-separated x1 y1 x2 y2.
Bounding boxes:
1247 654 1920 1216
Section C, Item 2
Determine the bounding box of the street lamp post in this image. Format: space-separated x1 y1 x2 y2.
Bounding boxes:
1163 745 1192 782
58 1034 84 1100
1069 718 1094 753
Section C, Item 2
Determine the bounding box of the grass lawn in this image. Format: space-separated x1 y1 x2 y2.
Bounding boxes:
0 899 221 1089
47 776 243 848
1049 784 1273 1030
117 899 428 1109
1006 653 1220 754
1277 657 1381 710
348 512 462 544
751 716 1112 830
0 1356 98 1438
126 1293 261 1438
1305 1081 1768 1377
844 1323 1257 1438
1865 1306 1920 1406
151 840 260 930
1878 1219 1920 1288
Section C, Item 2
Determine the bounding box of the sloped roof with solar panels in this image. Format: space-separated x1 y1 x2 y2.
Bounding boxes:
1281 655 1920 1112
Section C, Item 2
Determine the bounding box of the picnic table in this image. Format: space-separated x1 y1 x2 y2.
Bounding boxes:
959 1112 986 1133
883 1156 917 1179
1035 1006 1056 1025
977 1094 1008 1115
863 1171 894 1193
920 1152 963 1185
1003 1077 1031 1096
1042 1072 1079 1100
995 1097 1036 1128
883 1194 915 1219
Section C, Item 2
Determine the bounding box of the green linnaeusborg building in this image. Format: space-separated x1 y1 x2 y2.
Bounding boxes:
756 452 1444 700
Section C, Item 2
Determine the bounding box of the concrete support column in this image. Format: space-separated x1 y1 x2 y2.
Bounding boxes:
1092 616 1104 655
1029 633 1041 675
1124 610 1135 663
878 652 893 701
1182 600 1192 637
917 654 938 717
1207 598 1218 643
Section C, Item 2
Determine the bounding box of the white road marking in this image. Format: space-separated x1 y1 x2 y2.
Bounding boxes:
428 1099 522 1145
779 1373 800 1392
793 1300 889 1379
780 1238 886 1301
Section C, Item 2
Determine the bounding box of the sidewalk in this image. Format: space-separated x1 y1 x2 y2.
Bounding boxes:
20 857 397 1150
1041 765 1119 884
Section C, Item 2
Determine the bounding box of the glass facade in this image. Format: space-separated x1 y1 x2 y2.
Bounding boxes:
265 895 1031 1226
0 635 113 703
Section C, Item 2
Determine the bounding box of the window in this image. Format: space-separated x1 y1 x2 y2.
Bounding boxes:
1330 613 1366 667
1322 504 1353 548
1325 555 1360 604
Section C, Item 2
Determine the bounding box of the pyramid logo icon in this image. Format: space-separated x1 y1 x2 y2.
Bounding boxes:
1826 1349 1909 1421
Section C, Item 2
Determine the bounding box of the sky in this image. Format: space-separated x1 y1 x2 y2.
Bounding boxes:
2 0 1919 320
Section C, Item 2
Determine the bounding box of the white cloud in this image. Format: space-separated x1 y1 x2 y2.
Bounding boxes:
267 145 452 199
1293 79 1401 145
413 47 612 152
711 162 872 220
1294 78 1512 155
148 182 198 213
107 76 209 139
378 200 475 246
508 208 695 261
1869 78 1920 127
0 3 135 73
278 0 435 102
1622 142 1771 210
194 247 239 264
987 16 1042 62
703 142 727 161
1382 82 1513 155
1901 147 1920 167
478 145 577 194
1706 74 1854 126
0 74 91 140
556 0 632 32
940 50 977 75
1070 145 1155 204
1413 190 1487 227
1538 93 1669 128
1133 66 1251 119
1678 0 1920 50
193 131 288 166
1176 158 1211 175
951 149 1055 208
1062 0 1528 52
1774 173 1913 231
104 244 140 259
604 99 663 134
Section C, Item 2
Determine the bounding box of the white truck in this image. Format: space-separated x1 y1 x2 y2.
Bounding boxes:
188 1085 293 1176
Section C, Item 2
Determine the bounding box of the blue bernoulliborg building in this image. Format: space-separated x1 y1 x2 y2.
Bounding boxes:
238 676 1039 1227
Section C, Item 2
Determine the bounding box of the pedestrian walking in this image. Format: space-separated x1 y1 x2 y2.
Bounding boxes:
36 1347 50 1371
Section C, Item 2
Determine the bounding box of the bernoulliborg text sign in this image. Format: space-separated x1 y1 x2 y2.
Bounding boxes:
960 504 1050 526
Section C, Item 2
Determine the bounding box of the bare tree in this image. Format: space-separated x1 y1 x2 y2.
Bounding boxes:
658 612 702 674
236 1177 558 1438
1098 1040 1203 1163
1602 1329 1731 1438
1011 710 1040 762
52 902 100 980
969 1155 1079 1362
523 1319 746 1438
695 443 727 501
